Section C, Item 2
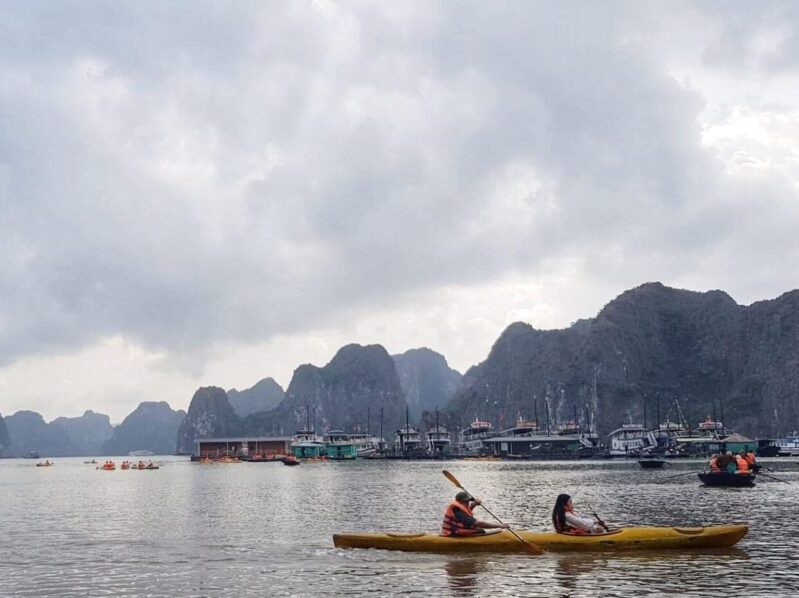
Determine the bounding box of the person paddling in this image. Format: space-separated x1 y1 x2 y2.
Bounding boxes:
441 491 510 537
552 494 608 535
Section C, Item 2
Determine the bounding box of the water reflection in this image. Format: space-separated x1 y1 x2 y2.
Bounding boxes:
444 557 482 595
1 457 797 597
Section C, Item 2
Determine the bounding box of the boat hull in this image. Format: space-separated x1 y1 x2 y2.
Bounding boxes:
333 525 748 553
698 472 755 487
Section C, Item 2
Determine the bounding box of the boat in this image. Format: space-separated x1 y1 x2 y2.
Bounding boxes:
395 425 424 454
281 455 301 466
323 430 358 460
348 433 384 457
120 461 131 470
774 435 799 457
99 461 116 471
460 418 494 455
290 429 326 459
84 460 97 464
607 423 653 457
698 472 755 487
36 461 53 467
333 524 748 553
425 426 451 455
638 458 667 469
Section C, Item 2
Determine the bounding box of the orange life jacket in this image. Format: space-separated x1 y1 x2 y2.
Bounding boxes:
744 452 756 466
441 501 479 536
709 457 720 472
735 454 750 474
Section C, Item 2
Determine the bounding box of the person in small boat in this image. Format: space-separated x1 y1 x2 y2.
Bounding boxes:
717 451 735 473
441 491 509 537
552 494 608 534
734 452 750 475
709 454 721 472
744 450 756 468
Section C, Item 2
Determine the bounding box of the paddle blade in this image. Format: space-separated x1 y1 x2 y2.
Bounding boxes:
442 469 463 489
508 530 545 555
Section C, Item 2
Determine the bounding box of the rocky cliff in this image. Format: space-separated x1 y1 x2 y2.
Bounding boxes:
5 411 78 457
101 402 186 456
227 377 285 417
446 283 799 437
175 387 241 454
393 348 462 420
242 344 408 437
51 410 113 456
0 413 12 457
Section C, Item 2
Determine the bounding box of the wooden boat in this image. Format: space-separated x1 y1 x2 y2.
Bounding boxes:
638 459 666 469
698 472 755 487
333 524 748 553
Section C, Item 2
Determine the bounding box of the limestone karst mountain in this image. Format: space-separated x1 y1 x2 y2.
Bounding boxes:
392 348 462 420
101 401 186 456
445 282 799 438
227 377 285 417
176 387 241 454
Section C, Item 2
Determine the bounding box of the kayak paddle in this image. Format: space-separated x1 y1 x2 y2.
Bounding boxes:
442 469 545 555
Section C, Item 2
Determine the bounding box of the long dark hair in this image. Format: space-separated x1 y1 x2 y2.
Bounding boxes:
552 493 571 532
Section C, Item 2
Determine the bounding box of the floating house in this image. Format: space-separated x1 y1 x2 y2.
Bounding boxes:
193 437 291 460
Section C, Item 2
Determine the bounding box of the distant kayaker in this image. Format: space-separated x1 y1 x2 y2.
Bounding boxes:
552 494 608 535
440 491 510 537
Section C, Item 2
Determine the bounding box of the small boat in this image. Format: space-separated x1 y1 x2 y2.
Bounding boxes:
36 461 53 467
120 461 131 470
333 524 748 553
84 460 97 464
698 472 755 487
99 462 116 471
638 458 667 469
281 455 301 466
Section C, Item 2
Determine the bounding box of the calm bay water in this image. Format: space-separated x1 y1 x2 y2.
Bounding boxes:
1 457 798 597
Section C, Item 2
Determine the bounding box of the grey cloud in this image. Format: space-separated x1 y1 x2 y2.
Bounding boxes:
1 1 798 370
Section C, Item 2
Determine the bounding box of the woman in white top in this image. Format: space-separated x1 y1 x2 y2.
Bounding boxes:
552 493 608 534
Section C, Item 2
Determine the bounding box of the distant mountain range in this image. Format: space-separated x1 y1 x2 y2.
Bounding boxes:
2 282 798 457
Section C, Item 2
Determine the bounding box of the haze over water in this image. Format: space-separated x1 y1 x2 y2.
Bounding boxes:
2 458 798 597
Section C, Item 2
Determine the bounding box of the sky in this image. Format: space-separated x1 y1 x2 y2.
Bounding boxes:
1 1 798 423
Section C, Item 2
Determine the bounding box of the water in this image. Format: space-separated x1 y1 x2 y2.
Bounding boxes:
1 457 798 597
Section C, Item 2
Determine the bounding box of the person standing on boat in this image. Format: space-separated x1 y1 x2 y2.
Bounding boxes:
552 494 608 534
441 491 509 537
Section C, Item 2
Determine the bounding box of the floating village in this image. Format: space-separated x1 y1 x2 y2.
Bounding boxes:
189 398 799 466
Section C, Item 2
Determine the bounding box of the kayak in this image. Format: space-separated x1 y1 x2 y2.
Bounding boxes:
333 524 748 553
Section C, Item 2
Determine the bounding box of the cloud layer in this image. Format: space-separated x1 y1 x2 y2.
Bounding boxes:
2 2 798 420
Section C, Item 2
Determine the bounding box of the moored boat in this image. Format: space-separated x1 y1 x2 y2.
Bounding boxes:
698 472 755 487
333 524 748 553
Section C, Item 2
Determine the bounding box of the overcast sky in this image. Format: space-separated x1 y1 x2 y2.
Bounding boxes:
1 1 798 422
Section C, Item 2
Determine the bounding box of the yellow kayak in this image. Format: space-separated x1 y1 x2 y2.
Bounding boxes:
333 525 748 553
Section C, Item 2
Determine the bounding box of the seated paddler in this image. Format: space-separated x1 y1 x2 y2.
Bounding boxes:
441 491 510 537
552 493 608 535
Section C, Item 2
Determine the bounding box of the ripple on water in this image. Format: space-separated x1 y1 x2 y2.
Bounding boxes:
2 457 799 596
